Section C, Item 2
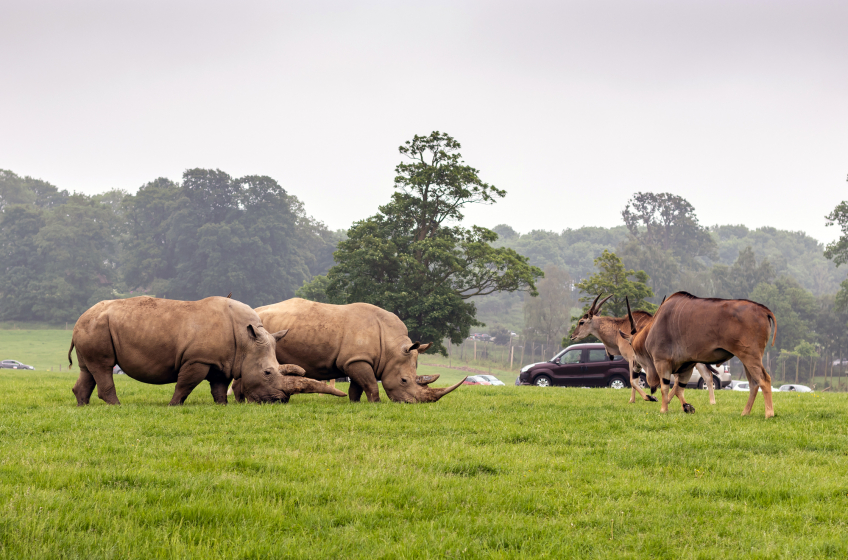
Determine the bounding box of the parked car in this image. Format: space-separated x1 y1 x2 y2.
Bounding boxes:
463 376 491 385
517 343 631 388
636 363 732 390
730 380 780 392
1 360 34 370
476 375 505 386
725 380 745 391
777 384 813 393
113 365 125 375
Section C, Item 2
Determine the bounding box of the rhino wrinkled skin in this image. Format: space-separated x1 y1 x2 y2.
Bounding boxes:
254 298 465 403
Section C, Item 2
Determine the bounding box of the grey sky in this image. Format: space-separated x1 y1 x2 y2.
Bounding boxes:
2 1 846 243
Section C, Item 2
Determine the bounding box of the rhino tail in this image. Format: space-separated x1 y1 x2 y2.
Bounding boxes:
68 340 75 367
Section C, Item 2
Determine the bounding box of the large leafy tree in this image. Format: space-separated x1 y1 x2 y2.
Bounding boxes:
574 250 656 318
125 169 313 307
621 192 717 262
325 132 542 353
825 180 848 306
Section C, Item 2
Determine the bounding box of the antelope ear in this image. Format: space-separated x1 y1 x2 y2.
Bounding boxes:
618 330 632 342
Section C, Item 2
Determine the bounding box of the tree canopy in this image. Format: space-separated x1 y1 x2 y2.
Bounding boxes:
573 250 656 319
322 132 542 353
0 168 335 322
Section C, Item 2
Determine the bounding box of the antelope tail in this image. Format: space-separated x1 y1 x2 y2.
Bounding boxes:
768 312 777 347
68 340 75 367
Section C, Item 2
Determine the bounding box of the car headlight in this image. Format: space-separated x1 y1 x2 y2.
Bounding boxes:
520 364 532 373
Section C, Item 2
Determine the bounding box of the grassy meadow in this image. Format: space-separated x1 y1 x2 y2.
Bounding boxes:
2 363 848 559
2 330 848 558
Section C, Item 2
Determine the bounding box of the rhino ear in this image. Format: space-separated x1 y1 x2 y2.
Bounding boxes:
279 364 305 376
403 341 421 354
416 374 440 385
247 324 258 340
272 330 288 342
417 342 432 353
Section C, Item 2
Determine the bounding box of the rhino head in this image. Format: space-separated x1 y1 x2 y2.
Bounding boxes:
379 341 465 403
236 325 347 403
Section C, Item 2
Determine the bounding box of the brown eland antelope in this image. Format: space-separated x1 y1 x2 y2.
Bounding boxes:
618 292 777 418
571 294 723 405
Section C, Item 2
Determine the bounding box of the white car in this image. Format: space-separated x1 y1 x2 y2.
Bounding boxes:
777 384 813 393
731 380 780 392
476 375 505 386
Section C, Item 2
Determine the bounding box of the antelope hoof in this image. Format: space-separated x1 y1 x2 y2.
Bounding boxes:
683 403 695 414
645 395 658 402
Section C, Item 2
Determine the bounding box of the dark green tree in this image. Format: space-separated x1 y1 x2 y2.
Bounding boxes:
326 132 542 354
621 192 717 263
150 170 311 306
711 246 775 299
573 250 656 318
750 276 816 351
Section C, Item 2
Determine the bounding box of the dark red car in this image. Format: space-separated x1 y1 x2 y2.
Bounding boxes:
516 343 631 388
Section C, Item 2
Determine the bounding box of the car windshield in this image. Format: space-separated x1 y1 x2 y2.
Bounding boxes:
558 350 581 364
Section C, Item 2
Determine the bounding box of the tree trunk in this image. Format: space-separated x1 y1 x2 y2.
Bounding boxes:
795 355 800 383
811 355 816 385
474 340 477 361
520 343 525 369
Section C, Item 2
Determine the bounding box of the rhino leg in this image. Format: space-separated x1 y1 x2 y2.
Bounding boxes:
86 362 120 405
72 364 97 406
347 380 364 402
206 367 229 405
170 363 211 406
346 362 380 403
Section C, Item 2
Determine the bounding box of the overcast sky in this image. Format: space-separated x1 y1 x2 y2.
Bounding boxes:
2 1 846 244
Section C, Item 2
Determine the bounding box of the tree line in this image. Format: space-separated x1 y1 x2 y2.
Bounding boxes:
0 168 341 322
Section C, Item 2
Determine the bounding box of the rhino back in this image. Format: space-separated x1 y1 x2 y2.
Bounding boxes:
74 296 248 384
256 298 407 379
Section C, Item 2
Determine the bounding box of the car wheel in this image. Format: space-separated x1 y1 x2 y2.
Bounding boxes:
697 378 706 390
534 375 552 387
638 374 648 389
608 376 627 389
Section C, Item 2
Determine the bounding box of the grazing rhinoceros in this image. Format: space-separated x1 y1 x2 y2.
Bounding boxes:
256 298 462 403
68 296 347 406
252 298 465 403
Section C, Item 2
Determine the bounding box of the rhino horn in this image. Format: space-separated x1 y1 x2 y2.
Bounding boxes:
416 374 440 385
417 377 466 402
280 377 347 398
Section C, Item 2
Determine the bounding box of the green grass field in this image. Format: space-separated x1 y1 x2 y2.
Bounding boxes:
2 366 847 559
